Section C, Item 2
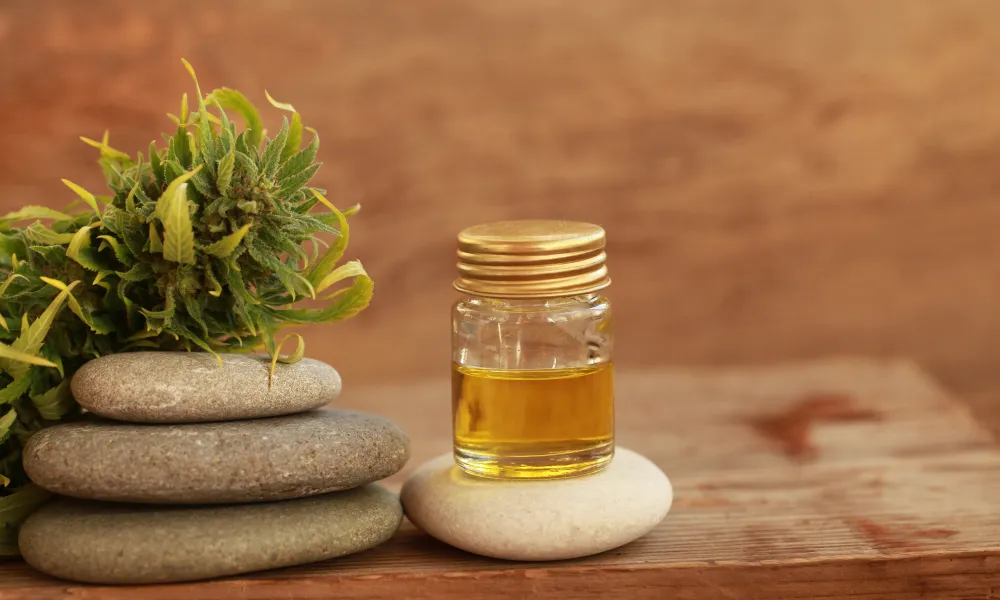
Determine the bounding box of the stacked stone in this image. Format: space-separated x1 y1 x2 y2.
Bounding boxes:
17 351 410 585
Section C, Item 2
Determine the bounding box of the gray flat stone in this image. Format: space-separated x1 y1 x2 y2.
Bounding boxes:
24 409 410 504
19 484 402 584
71 351 341 423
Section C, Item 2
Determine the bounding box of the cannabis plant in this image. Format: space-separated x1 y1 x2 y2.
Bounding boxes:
0 60 373 553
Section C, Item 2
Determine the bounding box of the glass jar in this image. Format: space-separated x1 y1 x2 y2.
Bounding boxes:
451 220 615 480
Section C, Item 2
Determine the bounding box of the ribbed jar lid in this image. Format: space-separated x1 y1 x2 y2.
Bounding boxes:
453 220 611 298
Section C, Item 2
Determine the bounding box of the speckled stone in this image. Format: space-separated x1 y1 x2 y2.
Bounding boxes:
401 448 672 561
70 351 341 423
24 409 410 504
19 484 402 584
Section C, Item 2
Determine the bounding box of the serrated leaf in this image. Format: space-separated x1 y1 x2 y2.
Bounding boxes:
61 180 101 216
156 166 202 265
260 118 290 180
0 370 34 405
271 272 373 324
197 116 217 179
0 484 52 527
149 223 163 253
0 343 57 371
40 277 113 335
308 191 349 288
161 182 195 264
276 134 319 183
206 88 263 151
234 150 258 180
97 234 132 266
25 223 75 245
277 162 321 198
116 262 153 282
201 223 251 258
217 146 236 194
30 380 74 421
80 135 133 163
182 294 209 337
205 265 224 297
140 287 176 322
315 260 367 295
7 281 77 379
189 167 216 197
267 333 305 388
265 90 303 162
150 142 165 184
0 409 16 445
66 225 92 263
0 273 26 297
0 206 73 222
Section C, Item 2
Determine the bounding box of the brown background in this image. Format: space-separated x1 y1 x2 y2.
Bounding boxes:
2 0 999 403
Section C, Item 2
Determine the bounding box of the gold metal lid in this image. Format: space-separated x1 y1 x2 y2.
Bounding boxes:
453 220 611 298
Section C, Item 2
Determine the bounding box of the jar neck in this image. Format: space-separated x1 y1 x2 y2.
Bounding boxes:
460 293 602 310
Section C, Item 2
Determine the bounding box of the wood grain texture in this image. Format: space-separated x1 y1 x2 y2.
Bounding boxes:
0 358 997 599
3 1 1000 398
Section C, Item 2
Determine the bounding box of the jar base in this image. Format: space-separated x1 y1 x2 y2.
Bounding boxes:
454 440 614 480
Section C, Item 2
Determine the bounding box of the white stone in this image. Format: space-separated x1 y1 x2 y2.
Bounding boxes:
401 447 672 561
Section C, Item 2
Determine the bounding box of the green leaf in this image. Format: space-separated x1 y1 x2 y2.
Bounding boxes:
140 287 176 322
25 223 75 245
267 333 305 388
181 58 206 110
30 380 74 421
0 343 57 371
188 167 215 198
97 234 133 266
60 179 101 216
149 223 163 253
315 260 367 295
150 141 165 184
206 88 264 151
271 272 373 324
0 484 52 527
276 134 319 182
277 163 320 198
307 191 349 288
40 277 113 335
6 282 77 380
265 90 304 162
156 166 202 264
80 134 133 164
65 226 104 272
182 294 209 337
234 150 259 181
0 273 26 297
260 118 290 181
205 265 224 297
116 262 153 282
0 409 16 445
201 223 251 258
66 225 92 263
0 370 34 406
0 206 73 222
217 146 236 195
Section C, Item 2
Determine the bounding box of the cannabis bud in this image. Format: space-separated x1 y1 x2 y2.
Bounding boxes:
0 60 373 552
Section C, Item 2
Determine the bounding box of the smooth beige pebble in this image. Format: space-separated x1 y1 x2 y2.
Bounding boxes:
401 447 672 561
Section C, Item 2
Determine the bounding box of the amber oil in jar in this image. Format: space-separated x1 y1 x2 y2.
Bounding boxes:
451 220 615 480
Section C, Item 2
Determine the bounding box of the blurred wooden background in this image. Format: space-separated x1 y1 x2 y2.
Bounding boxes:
2 0 1000 405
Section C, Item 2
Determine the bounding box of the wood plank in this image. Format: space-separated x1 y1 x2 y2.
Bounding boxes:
4 1 1000 399
0 359 996 599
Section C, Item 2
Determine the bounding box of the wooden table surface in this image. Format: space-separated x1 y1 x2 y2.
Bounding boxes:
0 357 998 599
